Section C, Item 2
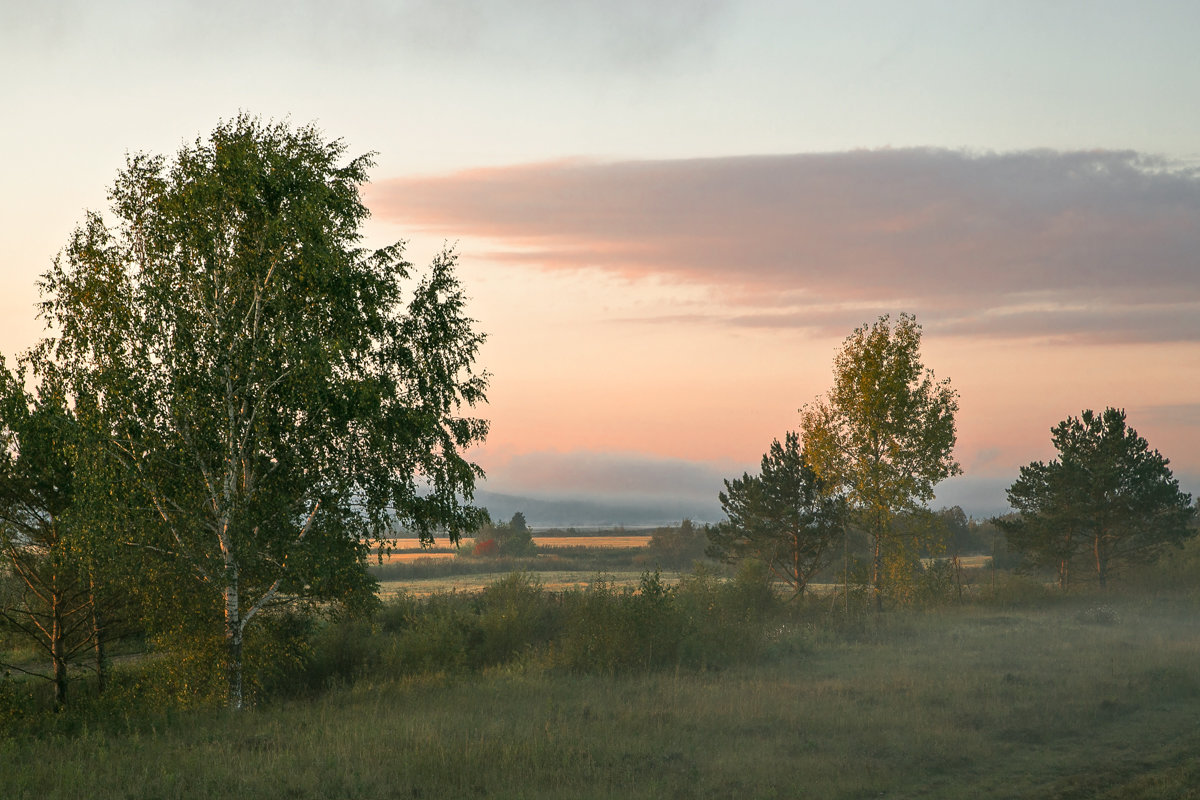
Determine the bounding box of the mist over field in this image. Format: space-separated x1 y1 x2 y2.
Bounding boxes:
473 490 722 529
477 473 1047 527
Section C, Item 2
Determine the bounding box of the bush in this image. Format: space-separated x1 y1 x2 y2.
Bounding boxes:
639 520 710 570
0 672 33 728
551 568 774 674
974 571 1055 608
286 568 787 690
379 592 480 674
472 538 499 557
476 573 560 665
915 559 957 607
553 576 632 673
301 617 379 691
675 564 774 666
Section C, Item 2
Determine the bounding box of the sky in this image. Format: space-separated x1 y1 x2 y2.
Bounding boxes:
2 1 1198 520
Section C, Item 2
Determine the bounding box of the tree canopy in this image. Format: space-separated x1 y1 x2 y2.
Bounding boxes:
36 116 490 707
473 512 537 557
708 432 845 598
801 313 960 608
1000 407 1195 589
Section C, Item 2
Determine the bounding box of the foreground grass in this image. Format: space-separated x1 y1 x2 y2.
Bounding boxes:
4 595 1199 799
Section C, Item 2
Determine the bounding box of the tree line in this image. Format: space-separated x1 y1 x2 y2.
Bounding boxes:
707 314 1196 603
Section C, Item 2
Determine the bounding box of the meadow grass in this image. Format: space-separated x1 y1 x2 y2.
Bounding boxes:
3 589 1198 799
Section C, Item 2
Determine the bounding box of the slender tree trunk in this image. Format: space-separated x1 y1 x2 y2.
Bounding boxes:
228 623 244 710
990 530 996 596
89 575 108 694
872 532 884 612
793 532 801 596
225 565 244 710
843 530 850 616
953 552 963 603
1094 535 1107 591
51 575 68 710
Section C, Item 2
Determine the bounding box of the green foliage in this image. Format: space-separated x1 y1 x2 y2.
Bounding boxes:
879 509 952 605
36 115 489 706
938 505 996 555
1122 534 1200 598
293 568 780 685
709 433 846 598
475 573 559 665
641 519 709 569
975 571 1056 609
0 671 34 724
549 569 774 673
802 313 960 608
0 358 128 707
914 559 957 606
1001 407 1196 590
129 611 318 709
470 512 537 558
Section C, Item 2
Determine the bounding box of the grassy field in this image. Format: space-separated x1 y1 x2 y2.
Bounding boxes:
3 589 1199 799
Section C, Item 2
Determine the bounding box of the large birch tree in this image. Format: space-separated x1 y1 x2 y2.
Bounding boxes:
37 116 489 708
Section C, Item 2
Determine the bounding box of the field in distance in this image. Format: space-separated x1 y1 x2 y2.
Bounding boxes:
376 535 653 562
371 533 670 596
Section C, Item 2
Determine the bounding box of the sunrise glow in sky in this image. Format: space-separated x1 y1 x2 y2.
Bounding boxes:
2 1 1198 518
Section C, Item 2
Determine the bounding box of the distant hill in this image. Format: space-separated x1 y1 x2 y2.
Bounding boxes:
472 490 722 529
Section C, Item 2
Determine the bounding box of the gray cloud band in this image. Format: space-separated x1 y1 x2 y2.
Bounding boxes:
371 149 1200 343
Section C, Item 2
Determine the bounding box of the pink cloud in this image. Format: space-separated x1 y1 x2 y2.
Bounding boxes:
368 149 1200 342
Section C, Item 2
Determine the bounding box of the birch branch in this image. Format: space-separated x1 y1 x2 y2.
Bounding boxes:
239 499 320 632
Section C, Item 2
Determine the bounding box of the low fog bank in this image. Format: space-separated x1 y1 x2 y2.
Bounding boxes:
932 474 1016 519
474 468 1197 528
475 475 1022 529
474 489 723 528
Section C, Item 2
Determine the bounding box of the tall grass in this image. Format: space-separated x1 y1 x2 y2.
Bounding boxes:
4 588 1199 799
4 561 1200 799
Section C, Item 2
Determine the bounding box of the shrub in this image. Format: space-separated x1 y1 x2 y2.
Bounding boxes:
551 568 774 674
915 559 957 607
380 592 480 673
301 617 379 691
974 571 1055 609
640 520 710 570
553 576 630 673
675 565 772 667
475 573 561 665
0 672 33 728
